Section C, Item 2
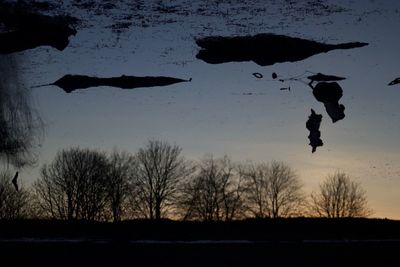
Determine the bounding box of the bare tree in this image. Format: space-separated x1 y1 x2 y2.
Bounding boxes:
106 150 136 222
0 56 43 168
34 147 109 220
0 170 31 219
242 161 304 218
310 172 372 218
221 162 246 221
128 140 191 220
179 155 245 221
238 162 270 218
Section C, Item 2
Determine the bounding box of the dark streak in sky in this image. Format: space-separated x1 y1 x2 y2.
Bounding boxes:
196 33 368 66
307 73 346 83
388 78 400 86
37 75 191 93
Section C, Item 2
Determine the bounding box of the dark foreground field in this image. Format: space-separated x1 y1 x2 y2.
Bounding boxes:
1 218 400 267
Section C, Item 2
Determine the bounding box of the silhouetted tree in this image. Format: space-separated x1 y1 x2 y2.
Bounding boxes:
0 170 31 219
0 56 43 168
310 172 372 218
179 155 245 221
238 162 269 218
106 150 136 222
241 161 304 218
34 147 109 220
128 140 191 220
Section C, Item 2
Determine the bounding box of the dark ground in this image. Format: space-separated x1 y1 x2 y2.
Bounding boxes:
1 218 400 266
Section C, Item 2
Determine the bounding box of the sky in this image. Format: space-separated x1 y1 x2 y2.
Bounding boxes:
8 0 400 218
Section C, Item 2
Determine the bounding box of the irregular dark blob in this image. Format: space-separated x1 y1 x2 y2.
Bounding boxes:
307 73 346 82
312 82 345 123
196 33 368 66
41 75 191 93
0 2 77 54
306 109 323 153
388 78 400 86
272 72 278 79
252 72 263 79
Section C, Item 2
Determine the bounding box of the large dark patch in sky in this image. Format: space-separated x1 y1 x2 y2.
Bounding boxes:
0 2 76 54
311 81 345 123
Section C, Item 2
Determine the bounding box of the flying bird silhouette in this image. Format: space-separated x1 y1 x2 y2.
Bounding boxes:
12 171 18 191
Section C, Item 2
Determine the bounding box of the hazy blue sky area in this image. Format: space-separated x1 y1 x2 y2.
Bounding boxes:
10 0 400 218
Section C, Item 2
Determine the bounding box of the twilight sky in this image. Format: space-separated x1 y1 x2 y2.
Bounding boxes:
10 0 400 218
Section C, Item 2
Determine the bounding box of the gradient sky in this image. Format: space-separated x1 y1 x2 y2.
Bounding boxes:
11 0 400 218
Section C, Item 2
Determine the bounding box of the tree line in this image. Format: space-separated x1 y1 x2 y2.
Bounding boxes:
0 140 372 221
